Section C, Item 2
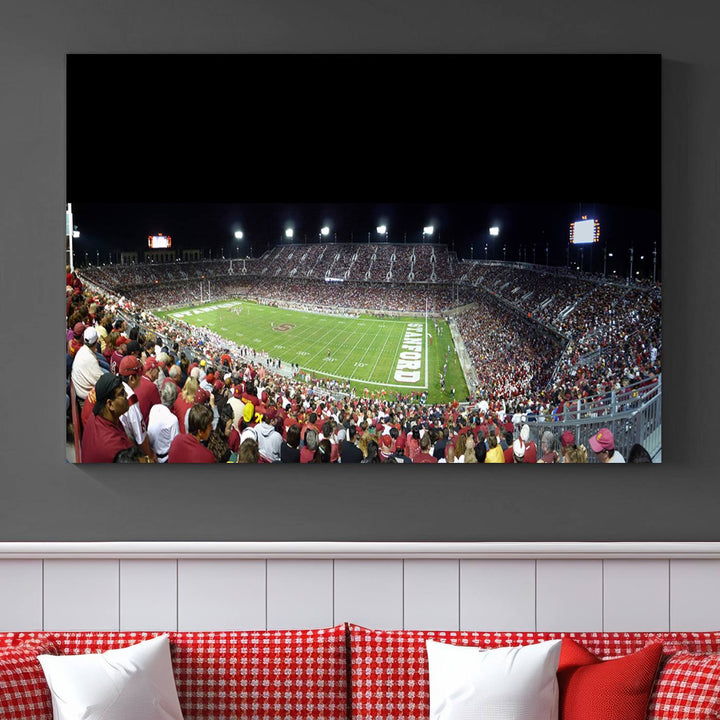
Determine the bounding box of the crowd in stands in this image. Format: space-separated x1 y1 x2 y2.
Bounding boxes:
455 297 565 404
68 242 661 464
89 244 460 292
122 277 474 317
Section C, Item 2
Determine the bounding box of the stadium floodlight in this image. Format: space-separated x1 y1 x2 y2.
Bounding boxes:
376 225 387 235
489 226 500 236
320 226 330 237
285 228 294 239
423 225 434 236
234 231 243 240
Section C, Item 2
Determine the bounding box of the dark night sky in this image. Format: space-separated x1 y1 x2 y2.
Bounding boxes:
68 55 660 280
69 201 661 279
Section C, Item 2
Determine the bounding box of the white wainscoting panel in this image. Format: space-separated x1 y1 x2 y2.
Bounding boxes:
43 559 120 631
0 560 43 631
403 560 459 630
536 560 603 631
3 544 720 634
334 559 403 629
670 559 720 630
177 559 265 631
120 560 178 632
266 559 334 629
604 560 669 631
460 560 536 631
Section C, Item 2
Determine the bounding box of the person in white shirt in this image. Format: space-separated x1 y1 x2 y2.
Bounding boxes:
256 406 283 462
147 382 180 463
71 326 106 401
226 383 246 431
588 427 625 463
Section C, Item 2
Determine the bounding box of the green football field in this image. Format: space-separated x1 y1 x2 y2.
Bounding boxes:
156 300 469 403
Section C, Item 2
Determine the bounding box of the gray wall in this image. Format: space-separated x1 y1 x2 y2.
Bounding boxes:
0 1 717 541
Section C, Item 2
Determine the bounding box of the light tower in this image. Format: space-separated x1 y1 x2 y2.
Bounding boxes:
66 203 80 273
489 226 499 262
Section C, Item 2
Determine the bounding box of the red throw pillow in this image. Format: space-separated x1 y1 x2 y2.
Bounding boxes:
0 635 61 720
557 637 663 720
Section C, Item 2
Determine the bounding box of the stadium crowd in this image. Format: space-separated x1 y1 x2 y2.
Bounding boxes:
68 244 661 464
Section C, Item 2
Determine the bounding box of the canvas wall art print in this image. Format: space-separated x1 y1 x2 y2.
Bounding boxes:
65 55 661 466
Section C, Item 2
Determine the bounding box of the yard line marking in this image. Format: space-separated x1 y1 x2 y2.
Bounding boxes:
348 325 386 369
306 323 375 376
303 324 353 366
367 326 394 380
332 325 385 379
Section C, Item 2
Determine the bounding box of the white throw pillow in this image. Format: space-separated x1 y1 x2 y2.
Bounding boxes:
426 638 562 720
38 634 184 720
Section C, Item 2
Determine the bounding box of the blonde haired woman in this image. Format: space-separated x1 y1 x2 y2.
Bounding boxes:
356 430 371 459
464 434 477 463
172 377 198 433
453 433 467 463
565 444 588 463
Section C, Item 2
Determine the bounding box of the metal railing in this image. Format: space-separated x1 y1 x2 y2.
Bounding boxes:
525 376 662 462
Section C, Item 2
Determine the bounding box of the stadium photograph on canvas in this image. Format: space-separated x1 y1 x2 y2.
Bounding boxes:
65 55 661 465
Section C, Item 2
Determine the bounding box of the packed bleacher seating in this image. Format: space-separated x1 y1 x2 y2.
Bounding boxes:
68 244 661 464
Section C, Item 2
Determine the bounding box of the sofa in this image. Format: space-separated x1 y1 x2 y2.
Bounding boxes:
1 624 719 719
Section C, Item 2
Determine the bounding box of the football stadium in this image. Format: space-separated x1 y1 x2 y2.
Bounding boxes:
66 203 661 465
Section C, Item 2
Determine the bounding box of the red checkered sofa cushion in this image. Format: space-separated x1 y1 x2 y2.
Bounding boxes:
347 625 720 720
0 634 60 720
645 633 720 720
0 626 348 720
647 652 720 720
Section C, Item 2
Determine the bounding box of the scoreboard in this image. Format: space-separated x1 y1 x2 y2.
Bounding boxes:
148 234 172 249
569 217 600 245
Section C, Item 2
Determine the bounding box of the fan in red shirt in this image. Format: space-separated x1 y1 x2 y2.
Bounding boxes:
300 428 319 463
168 404 216 463
67 322 85 358
81 374 136 463
413 432 438 463
301 412 322 443
281 405 298 438
134 356 161 425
